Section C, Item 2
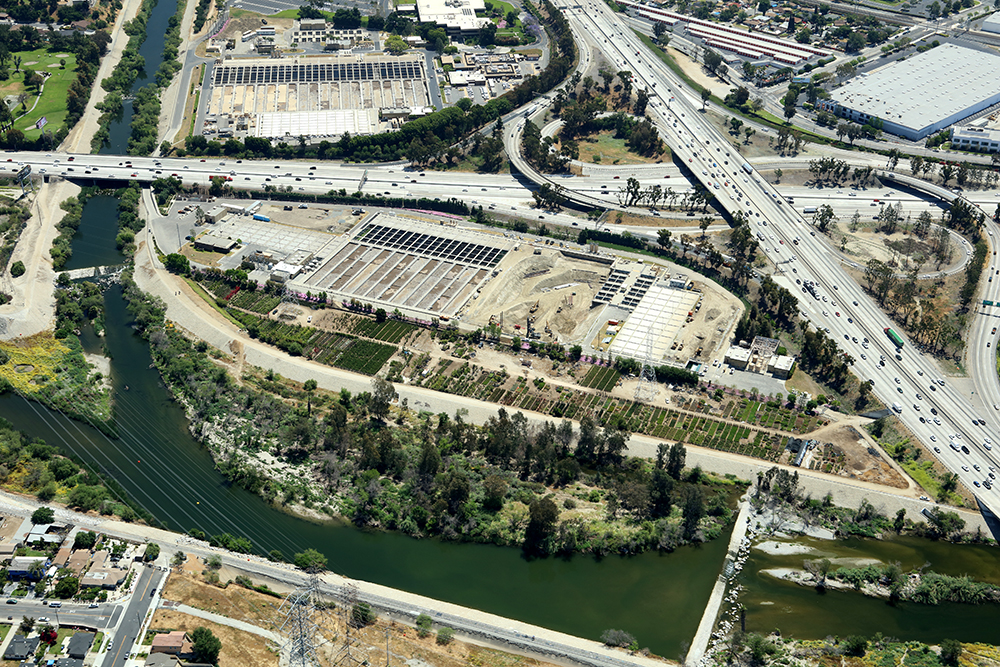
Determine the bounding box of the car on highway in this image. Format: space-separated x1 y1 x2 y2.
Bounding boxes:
930 435 937 441
975 464 982 471
974 480 981 487
934 446 941 453
963 465 971 472
913 404 920 411
934 417 942 425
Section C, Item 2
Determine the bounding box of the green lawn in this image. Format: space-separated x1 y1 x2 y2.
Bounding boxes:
4 48 79 140
0 625 10 641
91 632 104 652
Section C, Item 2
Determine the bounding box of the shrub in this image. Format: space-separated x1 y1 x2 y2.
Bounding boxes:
351 602 376 628
437 627 455 645
841 635 868 657
10 261 24 277
416 613 433 638
601 629 636 647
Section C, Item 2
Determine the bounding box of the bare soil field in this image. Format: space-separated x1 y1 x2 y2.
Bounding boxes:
160 564 565 667
148 609 279 667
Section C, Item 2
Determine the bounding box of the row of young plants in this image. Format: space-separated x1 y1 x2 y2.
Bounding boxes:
395 355 817 461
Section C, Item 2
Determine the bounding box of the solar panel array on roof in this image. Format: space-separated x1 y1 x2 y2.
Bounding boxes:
357 223 507 267
213 60 424 86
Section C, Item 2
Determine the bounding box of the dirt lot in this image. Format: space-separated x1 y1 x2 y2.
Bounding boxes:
148 609 279 667
0 513 23 542
465 245 610 344
160 563 565 667
805 422 911 490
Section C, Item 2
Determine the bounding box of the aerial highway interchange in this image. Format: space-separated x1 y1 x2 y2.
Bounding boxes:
5 0 1000 526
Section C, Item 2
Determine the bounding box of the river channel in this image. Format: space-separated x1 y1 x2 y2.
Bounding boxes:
12 134 1000 655
739 537 1000 643
99 0 178 155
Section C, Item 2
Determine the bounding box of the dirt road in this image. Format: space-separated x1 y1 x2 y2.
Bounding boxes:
0 179 81 338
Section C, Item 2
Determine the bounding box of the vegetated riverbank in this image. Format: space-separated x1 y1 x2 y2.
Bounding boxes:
766 564 1000 606
120 269 745 556
0 417 151 523
706 630 997 667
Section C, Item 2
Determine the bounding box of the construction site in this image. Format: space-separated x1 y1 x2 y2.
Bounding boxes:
181 204 743 368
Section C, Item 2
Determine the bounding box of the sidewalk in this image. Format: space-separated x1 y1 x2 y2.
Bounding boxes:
170 604 281 642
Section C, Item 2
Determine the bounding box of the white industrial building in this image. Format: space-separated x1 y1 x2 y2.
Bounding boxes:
416 0 491 35
607 283 700 363
818 44 1000 140
982 11 1000 34
950 125 1000 153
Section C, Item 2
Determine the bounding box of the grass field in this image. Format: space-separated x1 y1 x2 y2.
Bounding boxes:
575 131 665 165
0 48 79 140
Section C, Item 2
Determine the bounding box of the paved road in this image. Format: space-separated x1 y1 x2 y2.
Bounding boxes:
105 567 162 667
550 0 1000 530
3 600 122 629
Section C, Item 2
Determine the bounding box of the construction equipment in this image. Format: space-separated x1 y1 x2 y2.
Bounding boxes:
529 300 539 314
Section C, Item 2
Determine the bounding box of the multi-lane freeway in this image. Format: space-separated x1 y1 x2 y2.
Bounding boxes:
547 0 1000 523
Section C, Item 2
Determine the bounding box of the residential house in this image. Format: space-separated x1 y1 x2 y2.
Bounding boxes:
4 636 39 661
8 556 50 580
150 631 192 656
67 632 95 659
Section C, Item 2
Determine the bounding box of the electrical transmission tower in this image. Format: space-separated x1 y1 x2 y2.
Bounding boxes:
278 285 301 319
278 573 331 667
332 583 368 667
634 330 659 403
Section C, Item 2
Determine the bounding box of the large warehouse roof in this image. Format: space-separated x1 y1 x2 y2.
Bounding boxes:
827 44 1000 137
982 11 1000 34
254 110 378 138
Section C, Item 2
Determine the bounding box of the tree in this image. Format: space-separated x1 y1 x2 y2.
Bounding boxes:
700 86 711 110
370 376 397 421
73 531 97 550
352 601 377 627
682 486 704 539
666 442 686 479
10 260 25 277
653 21 667 39
524 497 558 554
841 635 868 657
437 627 455 644
657 229 673 251
773 168 783 183
164 253 190 274
293 548 328 571
416 613 433 638
940 639 963 666
31 506 54 524
54 576 79 599
191 626 223 664
303 378 317 415
846 32 866 52
144 543 161 562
